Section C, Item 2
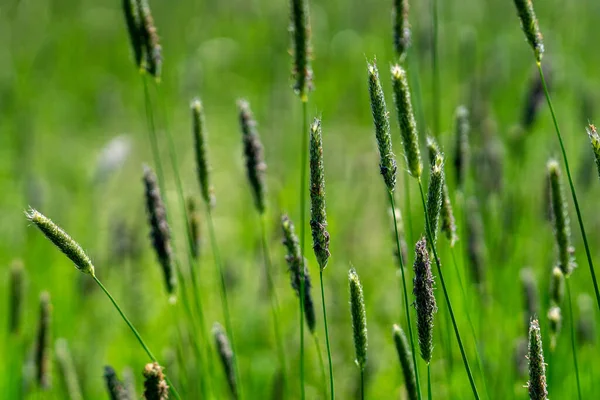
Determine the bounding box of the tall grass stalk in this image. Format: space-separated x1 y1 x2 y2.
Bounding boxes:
427 364 432 400
92 276 181 400
389 191 423 400
206 207 242 399
417 180 480 400
312 334 328 399
319 269 334 399
259 214 287 395
536 63 600 310
431 0 440 137
565 279 582 399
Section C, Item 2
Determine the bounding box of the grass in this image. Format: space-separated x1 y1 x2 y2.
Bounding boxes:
2 0 600 398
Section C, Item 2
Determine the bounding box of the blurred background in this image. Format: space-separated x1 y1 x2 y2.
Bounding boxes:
1 0 600 398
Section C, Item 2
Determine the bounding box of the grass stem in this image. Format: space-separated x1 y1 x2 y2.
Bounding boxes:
389 191 423 400
360 368 365 400
431 0 440 137
537 62 600 311
312 334 328 399
417 180 480 400
319 269 335 399
427 364 432 400
566 278 582 400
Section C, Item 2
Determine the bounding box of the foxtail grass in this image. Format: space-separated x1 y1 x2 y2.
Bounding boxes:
367 60 422 400
392 0 410 62
55 339 82 400
512 0 600 311
35 291 52 390
143 362 169 400
26 209 181 400
104 366 128 400
213 322 239 399
527 319 548 400
393 324 418 400
349 268 367 400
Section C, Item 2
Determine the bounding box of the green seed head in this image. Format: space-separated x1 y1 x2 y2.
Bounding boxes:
213 322 238 399
26 209 95 276
36 291 52 390
238 99 267 214
348 268 368 370
281 214 316 332
191 98 215 208
309 118 330 269
392 0 411 62
290 0 313 98
413 238 437 364
122 0 143 68
513 0 544 62
547 306 562 351
527 319 548 399
547 160 576 276
9 260 25 335
137 0 162 79
520 268 539 336
187 197 201 260
143 165 176 296
367 61 397 192
425 153 444 246
392 324 418 400
586 124 600 181
454 106 470 190
391 64 422 179
104 366 128 400
427 137 457 246
142 362 168 400
549 266 564 306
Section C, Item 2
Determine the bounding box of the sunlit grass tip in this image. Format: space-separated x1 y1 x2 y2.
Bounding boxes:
25 208 95 276
392 324 418 400
391 64 422 179
238 99 267 214
143 165 177 296
512 0 544 62
143 362 169 400
527 319 548 400
309 117 330 269
367 60 397 192
191 98 215 208
412 237 437 364
348 268 368 370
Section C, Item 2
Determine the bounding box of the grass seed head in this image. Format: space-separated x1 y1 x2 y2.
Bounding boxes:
238 99 267 214
392 324 418 400
191 99 215 208
122 0 143 68
367 61 397 191
527 319 548 399
586 124 600 181
453 105 470 190
549 266 564 306
520 268 539 335
413 237 437 363
521 68 545 131
425 152 444 246
547 160 576 276
213 322 238 399
104 366 129 400
142 362 169 400
513 0 544 62
547 306 562 351
138 0 162 79
281 214 316 332
9 260 25 335
55 339 83 400
309 118 331 269
187 197 201 260
36 291 52 390
391 64 422 179
143 165 176 296
26 209 95 276
428 137 457 246
348 268 368 370
289 0 313 98
392 0 411 62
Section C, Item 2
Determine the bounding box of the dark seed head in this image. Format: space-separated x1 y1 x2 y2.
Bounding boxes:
349 268 368 370
527 319 548 399
309 118 330 269
213 322 238 399
513 0 544 62
392 0 411 62
138 0 162 79
289 0 313 98
143 165 176 296
36 291 52 390
122 0 143 68
187 197 201 260
191 99 215 208
142 362 169 400
393 324 418 400
412 238 437 363
104 366 129 400
453 106 470 190
238 99 267 214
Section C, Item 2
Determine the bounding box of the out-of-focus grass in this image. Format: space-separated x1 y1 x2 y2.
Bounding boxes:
1 0 600 398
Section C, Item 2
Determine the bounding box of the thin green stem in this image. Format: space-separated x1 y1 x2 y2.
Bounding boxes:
450 247 489 400
259 214 288 396
431 0 440 137
92 275 181 400
298 97 309 400
319 269 335 400
427 364 432 400
537 62 600 311
417 180 480 400
360 368 365 400
566 278 582 400
206 207 242 400
389 191 423 400
312 334 328 399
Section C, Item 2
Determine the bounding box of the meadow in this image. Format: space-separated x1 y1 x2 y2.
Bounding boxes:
1 0 600 398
